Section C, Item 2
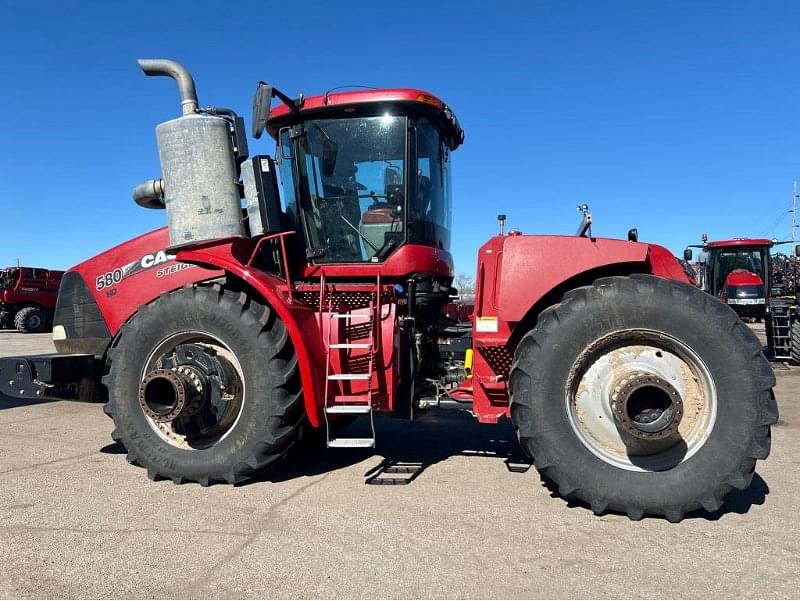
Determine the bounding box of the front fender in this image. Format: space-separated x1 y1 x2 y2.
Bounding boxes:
176 241 325 427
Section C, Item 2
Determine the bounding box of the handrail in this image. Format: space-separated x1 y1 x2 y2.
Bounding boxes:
246 231 296 303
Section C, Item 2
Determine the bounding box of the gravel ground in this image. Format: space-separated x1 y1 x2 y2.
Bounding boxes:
0 325 798 599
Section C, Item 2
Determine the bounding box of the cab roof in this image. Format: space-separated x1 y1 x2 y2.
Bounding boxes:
267 88 464 150
705 238 774 249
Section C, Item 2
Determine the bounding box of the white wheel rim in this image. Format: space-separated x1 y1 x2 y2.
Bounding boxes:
565 329 717 472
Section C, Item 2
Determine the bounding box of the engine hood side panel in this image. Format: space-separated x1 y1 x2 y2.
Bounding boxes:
66 227 223 336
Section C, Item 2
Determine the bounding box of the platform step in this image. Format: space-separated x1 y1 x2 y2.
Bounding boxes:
328 437 375 448
334 393 371 403
328 373 371 381
329 343 371 349
325 405 372 414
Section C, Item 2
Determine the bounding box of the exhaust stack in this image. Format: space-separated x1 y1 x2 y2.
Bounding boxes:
135 58 245 248
137 59 198 115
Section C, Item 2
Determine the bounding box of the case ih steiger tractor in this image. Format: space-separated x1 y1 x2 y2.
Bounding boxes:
0 266 63 333
0 60 777 521
685 236 800 363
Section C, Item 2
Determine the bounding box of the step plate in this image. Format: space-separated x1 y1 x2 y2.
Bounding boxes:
328 437 375 448
325 405 372 414
328 373 371 381
329 343 371 350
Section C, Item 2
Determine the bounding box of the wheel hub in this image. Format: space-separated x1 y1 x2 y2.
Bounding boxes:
610 372 683 440
139 367 205 423
139 335 244 450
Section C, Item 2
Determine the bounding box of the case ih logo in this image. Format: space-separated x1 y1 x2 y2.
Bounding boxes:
95 250 193 291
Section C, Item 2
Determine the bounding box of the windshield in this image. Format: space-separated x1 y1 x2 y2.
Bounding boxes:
287 116 406 263
1 268 17 288
707 247 769 297
278 115 454 264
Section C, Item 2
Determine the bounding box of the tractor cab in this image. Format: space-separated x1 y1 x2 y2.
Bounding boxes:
261 89 464 272
686 238 772 300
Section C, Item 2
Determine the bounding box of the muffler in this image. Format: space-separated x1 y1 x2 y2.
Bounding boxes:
134 58 245 249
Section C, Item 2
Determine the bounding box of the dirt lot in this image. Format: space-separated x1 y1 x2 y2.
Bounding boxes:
1 327 799 599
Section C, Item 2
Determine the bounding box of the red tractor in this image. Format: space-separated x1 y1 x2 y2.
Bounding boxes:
0 266 63 333
0 60 776 521
685 237 800 362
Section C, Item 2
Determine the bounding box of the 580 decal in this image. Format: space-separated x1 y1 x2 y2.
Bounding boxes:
95 268 123 291
94 249 191 291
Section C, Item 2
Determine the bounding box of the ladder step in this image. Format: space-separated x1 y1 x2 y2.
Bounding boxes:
329 343 372 349
334 393 371 403
328 437 375 448
328 373 371 381
331 313 373 320
325 405 372 414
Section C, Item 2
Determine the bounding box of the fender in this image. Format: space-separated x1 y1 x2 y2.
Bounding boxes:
176 240 325 427
479 234 688 325
469 233 691 423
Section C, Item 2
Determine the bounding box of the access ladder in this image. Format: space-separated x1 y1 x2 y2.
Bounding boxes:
321 282 379 448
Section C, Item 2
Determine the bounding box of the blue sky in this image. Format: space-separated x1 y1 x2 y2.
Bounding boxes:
1 1 798 274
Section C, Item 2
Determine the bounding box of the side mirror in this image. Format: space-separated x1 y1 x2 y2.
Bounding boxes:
627 228 638 242
321 138 338 178
251 82 273 139
684 248 693 262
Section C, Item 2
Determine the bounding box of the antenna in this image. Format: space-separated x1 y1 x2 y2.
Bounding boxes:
792 180 798 255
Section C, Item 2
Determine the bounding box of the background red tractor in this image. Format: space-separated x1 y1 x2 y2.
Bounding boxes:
685 236 800 362
0 266 63 333
0 59 776 521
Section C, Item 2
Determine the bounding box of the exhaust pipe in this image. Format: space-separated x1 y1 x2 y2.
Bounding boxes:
137 59 198 115
132 178 165 209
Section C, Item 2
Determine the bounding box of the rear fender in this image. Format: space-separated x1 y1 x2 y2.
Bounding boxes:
481 235 687 326
469 234 690 423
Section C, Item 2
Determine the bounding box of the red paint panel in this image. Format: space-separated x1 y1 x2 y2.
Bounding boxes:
301 244 454 280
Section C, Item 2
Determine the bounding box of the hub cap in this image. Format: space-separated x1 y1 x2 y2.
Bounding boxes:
565 329 717 472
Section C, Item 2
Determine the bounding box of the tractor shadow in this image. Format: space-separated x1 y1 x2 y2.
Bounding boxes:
542 472 770 522
0 392 53 410
256 406 532 486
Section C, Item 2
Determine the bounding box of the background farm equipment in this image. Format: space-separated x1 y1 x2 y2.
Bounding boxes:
685 237 800 362
0 266 63 333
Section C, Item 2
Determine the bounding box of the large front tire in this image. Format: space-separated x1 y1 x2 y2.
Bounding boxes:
103 284 305 485
509 275 777 521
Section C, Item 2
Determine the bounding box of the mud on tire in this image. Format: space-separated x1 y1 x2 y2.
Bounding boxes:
509 274 777 521
102 284 305 485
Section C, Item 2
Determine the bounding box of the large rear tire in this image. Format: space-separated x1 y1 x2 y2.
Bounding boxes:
509 274 777 521
102 284 305 485
14 306 48 333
